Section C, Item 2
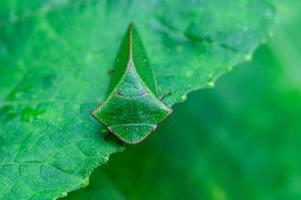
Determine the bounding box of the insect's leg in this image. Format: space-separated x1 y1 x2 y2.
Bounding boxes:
108 69 114 75
159 90 172 100
104 132 112 140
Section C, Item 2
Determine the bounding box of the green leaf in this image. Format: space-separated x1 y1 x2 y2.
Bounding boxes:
66 173 126 200
68 39 301 200
0 0 275 199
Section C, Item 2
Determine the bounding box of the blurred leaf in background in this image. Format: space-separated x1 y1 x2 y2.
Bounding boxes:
67 0 301 199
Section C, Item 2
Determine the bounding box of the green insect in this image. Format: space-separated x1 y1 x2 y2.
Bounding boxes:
92 23 172 144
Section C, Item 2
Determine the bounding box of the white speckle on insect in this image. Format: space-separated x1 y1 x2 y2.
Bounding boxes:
144 59 147 63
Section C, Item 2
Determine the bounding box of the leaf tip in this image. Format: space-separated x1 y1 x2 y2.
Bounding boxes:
128 21 135 30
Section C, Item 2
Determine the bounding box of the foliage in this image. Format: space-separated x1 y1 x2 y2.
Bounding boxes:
68 3 301 197
0 0 274 199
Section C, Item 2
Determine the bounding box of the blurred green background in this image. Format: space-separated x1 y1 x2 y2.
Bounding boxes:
67 1 301 199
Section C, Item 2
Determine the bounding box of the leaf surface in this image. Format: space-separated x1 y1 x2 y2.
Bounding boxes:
0 0 275 199
69 40 301 200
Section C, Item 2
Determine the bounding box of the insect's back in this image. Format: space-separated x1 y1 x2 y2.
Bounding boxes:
92 24 172 144
107 23 157 96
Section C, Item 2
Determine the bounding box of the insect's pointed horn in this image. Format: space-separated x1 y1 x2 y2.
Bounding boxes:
128 22 134 31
